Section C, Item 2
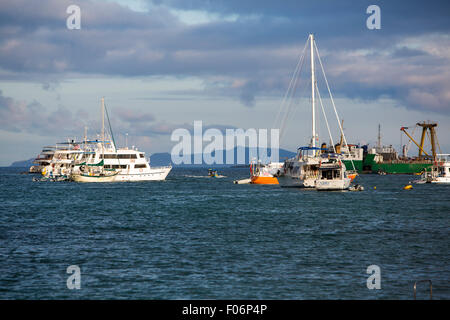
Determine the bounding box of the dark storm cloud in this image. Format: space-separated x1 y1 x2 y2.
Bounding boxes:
0 89 87 135
0 0 449 112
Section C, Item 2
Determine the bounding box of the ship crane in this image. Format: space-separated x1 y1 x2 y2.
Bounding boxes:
400 122 439 161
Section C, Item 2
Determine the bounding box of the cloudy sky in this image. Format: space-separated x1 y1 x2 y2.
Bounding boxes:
0 0 449 165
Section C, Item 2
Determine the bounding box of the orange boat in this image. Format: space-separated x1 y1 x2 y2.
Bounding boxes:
249 161 283 185
347 171 358 182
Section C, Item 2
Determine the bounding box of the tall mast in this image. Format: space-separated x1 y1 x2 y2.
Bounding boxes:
310 34 316 148
101 97 105 151
377 124 381 150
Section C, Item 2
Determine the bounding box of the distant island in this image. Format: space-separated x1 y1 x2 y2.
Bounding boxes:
10 159 35 167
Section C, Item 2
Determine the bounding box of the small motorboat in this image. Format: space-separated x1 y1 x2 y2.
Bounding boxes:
250 160 282 185
208 169 219 177
349 184 364 191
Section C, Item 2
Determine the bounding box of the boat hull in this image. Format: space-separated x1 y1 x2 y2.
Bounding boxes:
276 175 316 188
343 155 433 174
431 178 450 184
315 178 351 191
113 166 171 181
251 176 279 185
371 162 433 174
71 173 117 183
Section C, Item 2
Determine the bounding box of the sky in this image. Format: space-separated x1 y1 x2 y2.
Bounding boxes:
0 0 449 165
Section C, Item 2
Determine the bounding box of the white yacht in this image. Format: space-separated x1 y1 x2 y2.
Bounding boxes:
73 98 171 182
431 154 450 184
40 142 85 179
79 143 171 182
29 146 56 173
415 154 450 184
276 147 323 187
315 157 351 191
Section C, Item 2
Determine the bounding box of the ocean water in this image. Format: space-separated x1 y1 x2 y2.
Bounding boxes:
0 167 448 300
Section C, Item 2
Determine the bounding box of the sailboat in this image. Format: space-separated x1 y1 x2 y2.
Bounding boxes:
70 98 118 183
275 34 355 190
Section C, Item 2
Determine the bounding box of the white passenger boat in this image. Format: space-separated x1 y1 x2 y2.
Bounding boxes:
29 146 55 173
82 146 172 182
41 144 84 179
73 97 172 182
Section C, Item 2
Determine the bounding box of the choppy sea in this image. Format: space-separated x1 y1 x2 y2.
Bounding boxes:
0 167 448 299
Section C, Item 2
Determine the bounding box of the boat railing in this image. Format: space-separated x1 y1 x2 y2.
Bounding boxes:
152 165 172 169
436 154 450 162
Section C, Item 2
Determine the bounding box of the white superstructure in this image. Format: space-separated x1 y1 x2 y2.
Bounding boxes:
315 159 351 191
276 147 323 188
81 143 171 182
29 146 56 173
429 154 450 184
40 142 84 178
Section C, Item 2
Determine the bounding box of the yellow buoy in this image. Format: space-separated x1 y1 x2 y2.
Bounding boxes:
403 185 413 190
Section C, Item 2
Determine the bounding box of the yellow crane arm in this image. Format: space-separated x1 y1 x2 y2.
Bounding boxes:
400 127 430 157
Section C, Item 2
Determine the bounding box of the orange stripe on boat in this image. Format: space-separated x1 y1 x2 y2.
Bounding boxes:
251 176 279 185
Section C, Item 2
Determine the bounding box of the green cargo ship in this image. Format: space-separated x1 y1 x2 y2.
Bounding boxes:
343 156 433 174
341 121 440 174
369 161 432 174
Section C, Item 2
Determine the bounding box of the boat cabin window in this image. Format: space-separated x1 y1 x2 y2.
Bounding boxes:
106 164 128 169
134 164 147 169
101 154 115 159
100 154 137 159
139 154 144 158
322 169 340 180
118 154 137 159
